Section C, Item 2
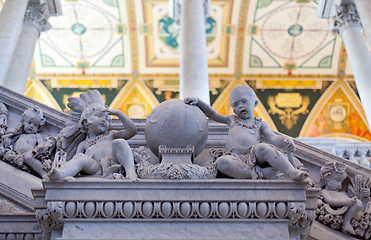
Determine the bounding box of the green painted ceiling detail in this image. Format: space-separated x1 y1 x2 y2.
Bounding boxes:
36 0 126 73
159 15 216 51
249 0 337 70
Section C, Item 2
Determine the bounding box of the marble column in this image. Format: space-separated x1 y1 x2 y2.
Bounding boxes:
331 4 371 125
353 0 371 48
0 0 30 85
180 0 210 105
3 1 51 94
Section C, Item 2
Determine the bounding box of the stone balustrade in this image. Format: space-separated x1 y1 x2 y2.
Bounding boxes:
297 138 371 168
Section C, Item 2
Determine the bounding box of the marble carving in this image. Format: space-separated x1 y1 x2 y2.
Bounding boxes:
317 162 371 239
185 85 308 181
48 90 138 180
3 86 369 239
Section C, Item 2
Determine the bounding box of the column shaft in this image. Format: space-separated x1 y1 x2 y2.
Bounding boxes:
341 25 371 125
331 4 371 125
353 0 371 48
3 1 51 94
3 24 40 93
0 0 29 85
180 0 210 104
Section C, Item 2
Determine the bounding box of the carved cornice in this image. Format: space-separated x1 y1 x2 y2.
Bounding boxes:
0 183 34 212
330 4 362 35
35 180 318 239
0 214 42 238
0 86 68 130
24 1 51 33
52 200 306 220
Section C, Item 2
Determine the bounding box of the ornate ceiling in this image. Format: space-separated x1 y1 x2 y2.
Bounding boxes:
1 0 370 141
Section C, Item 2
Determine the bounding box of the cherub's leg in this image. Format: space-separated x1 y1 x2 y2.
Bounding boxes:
112 139 137 180
48 153 101 180
254 143 308 181
342 198 362 234
101 156 121 178
24 151 48 179
216 155 252 178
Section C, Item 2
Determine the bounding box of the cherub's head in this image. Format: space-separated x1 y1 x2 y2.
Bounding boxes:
21 107 46 134
79 103 111 135
320 162 347 191
229 85 258 119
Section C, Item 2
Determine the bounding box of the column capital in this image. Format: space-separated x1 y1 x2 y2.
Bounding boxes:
330 4 362 34
24 1 51 33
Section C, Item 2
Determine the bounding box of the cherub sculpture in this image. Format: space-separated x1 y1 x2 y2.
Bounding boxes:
185 85 308 181
319 162 368 235
2 107 48 179
0 102 8 157
48 90 138 180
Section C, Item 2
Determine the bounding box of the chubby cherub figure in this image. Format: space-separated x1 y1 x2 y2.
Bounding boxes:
185 85 308 181
3 107 48 178
49 91 138 180
320 162 363 235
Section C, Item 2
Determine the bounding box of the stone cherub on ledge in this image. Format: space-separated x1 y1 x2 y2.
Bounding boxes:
1 107 49 179
185 85 308 181
317 162 371 238
48 90 138 181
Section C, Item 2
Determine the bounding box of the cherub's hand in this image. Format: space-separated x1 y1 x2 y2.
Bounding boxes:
283 137 296 152
184 97 198 105
346 196 357 206
103 108 121 116
2 137 11 148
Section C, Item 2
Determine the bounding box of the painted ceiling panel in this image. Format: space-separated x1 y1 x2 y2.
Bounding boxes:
243 0 341 75
137 0 235 74
34 0 132 74
1 0 368 140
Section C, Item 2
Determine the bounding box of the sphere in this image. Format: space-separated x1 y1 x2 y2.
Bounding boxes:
145 99 208 157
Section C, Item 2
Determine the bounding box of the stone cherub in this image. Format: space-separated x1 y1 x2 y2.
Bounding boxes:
185 85 308 181
48 90 138 180
2 107 49 179
0 102 8 157
319 162 368 235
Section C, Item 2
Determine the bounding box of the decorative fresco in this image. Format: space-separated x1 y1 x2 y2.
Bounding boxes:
158 15 216 51
243 0 341 75
300 80 371 141
256 88 323 137
15 0 367 141
38 79 127 112
139 0 233 72
33 0 132 74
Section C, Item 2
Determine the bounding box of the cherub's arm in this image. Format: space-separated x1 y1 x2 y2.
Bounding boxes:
104 109 137 140
322 190 356 207
36 133 44 146
184 97 232 125
2 130 20 146
75 140 87 154
260 121 295 152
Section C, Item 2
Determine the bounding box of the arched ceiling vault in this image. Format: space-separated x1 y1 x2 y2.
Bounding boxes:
0 0 369 140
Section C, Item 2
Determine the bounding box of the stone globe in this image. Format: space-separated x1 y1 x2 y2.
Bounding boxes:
145 99 208 158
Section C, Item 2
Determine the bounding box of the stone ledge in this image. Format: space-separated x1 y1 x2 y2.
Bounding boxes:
34 179 319 240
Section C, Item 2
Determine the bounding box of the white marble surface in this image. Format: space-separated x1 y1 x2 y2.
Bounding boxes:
61 222 290 240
